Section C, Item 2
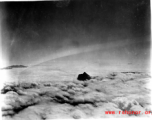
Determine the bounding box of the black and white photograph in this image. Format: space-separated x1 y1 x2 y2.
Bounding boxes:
0 0 151 119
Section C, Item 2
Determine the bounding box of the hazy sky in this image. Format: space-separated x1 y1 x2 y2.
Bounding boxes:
1 0 150 66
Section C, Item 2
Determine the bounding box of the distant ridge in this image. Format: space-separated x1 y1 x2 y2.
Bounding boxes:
1 65 27 70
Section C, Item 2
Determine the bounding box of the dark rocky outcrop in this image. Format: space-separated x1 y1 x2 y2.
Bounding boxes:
77 72 91 81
